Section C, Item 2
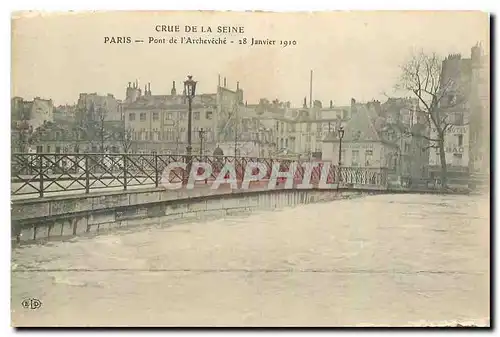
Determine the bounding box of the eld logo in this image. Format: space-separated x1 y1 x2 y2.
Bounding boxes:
21 298 42 310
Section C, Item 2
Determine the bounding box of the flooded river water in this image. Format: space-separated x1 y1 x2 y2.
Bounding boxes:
11 193 490 327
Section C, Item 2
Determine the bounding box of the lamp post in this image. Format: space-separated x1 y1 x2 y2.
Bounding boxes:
337 126 345 190
198 128 206 157
233 104 239 157
184 75 197 183
199 127 207 184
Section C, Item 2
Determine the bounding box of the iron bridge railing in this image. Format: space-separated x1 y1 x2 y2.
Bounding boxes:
11 153 389 198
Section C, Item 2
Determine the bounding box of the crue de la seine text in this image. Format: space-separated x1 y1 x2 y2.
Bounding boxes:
103 24 298 48
155 25 245 33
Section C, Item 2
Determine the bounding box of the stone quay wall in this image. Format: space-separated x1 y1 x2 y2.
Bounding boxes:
11 186 382 244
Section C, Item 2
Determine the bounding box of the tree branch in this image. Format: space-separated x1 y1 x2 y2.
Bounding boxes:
422 144 440 151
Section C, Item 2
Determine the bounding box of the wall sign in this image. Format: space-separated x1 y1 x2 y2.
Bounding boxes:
445 146 464 153
343 143 375 149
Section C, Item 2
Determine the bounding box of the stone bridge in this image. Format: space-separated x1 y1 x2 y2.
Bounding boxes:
10 153 461 244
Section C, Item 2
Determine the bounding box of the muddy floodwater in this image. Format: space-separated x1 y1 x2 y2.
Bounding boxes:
11 194 490 327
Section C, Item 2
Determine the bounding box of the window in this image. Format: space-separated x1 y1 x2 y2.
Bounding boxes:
340 150 346 164
167 113 173 120
351 150 359 166
47 146 51 153
365 150 373 166
453 153 463 166
129 113 136 121
55 147 61 153
153 112 159 121
36 146 43 153
194 112 200 120
458 134 463 147
180 112 187 120
453 112 464 124
153 129 160 141
285 138 289 148
140 113 146 121
206 111 213 119
386 130 394 141
306 123 311 132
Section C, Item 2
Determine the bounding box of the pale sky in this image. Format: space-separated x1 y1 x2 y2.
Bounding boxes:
12 11 489 107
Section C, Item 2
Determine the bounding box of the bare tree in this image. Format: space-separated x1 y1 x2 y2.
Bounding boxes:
98 112 108 152
121 127 133 153
397 50 467 188
86 110 113 152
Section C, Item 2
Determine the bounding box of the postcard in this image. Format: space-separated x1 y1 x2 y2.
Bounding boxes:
11 10 490 327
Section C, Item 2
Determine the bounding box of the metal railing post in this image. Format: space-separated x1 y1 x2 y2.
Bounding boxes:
85 155 90 194
154 153 159 187
123 154 128 191
39 154 44 198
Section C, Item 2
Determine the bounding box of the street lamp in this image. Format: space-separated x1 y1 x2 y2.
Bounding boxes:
184 75 197 183
184 75 197 157
337 126 345 189
199 127 207 184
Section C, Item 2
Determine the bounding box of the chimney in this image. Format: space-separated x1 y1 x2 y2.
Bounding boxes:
224 77 227 87
171 81 177 95
237 81 240 90
351 98 357 114
303 97 307 108
218 74 221 87
330 100 333 108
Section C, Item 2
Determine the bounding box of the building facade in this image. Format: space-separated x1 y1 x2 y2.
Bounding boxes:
20 119 126 154
468 43 490 174
11 97 55 152
77 92 122 122
322 105 398 171
123 78 244 155
427 46 487 185
11 97 54 130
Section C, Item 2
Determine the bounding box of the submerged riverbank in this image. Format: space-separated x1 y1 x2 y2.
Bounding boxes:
12 194 489 327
